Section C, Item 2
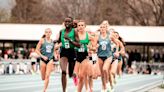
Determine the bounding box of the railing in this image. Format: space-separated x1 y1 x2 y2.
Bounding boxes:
0 59 60 75
130 62 164 75
135 62 164 71
0 59 164 75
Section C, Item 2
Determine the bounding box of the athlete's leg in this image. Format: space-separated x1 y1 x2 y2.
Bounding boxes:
98 58 105 90
60 57 68 92
43 60 54 92
78 59 88 92
117 60 123 77
40 61 46 80
74 61 80 76
68 60 76 77
103 57 112 89
87 61 93 92
110 59 118 87
73 61 79 88
88 76 93 92
84 76 89 92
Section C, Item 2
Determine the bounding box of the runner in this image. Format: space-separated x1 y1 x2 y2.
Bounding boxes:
114 31 125 78
73 20 90 92
108 30 125 91
56 17 80 92
35 28 56 92
96 24 119 92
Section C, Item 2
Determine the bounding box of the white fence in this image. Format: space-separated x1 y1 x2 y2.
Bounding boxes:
0 59 60 75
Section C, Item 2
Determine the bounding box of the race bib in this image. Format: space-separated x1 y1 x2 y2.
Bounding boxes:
102 44 106 50
46 45 53 53
92 54 97 61
64 39 70 49
78 44 85 52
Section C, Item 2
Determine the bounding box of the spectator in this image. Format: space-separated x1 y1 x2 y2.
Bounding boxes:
128 50 134 68
162 53 164 62
15 63 20 74
9 63 13 74
17 50 23 59
133 49 141 62
153 49 161 62
29 48 39 74
7 49 13 59
0 62 5 74
0 50 3 60
143 65 152 74
162 49 164 62
142 53 148 62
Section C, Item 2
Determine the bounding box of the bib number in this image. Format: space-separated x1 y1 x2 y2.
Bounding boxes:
102 44 106 50
46 45 52 53
78 44 85 52
92 54 97 61
64 39 70 49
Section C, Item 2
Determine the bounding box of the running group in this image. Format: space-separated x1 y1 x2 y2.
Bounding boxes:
35 17 126 92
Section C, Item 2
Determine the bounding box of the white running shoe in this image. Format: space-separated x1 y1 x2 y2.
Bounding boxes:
101 89 107 92
86 89 89 92
107 86 112 92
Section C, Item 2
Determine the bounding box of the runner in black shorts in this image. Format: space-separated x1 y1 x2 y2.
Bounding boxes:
73 20 91 92
56 17 80 92
35 28 56 92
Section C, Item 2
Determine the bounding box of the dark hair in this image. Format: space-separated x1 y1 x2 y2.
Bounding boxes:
66 16 73 22
73 19 78 28
115 31 126 46
119 36 126 46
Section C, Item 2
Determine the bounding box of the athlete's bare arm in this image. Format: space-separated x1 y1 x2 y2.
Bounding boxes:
118 40 125 56
35 38 48 60
54 43 59 60
35 38 44 57
110 36 119 57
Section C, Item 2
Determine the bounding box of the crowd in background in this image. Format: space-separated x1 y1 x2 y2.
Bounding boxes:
0 47 164 75
127 49 164 67
1 48 164 62
124 49 164 75
0 48 34 60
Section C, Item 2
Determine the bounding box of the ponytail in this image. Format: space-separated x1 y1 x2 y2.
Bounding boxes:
42 34 46 38
119 36 126 46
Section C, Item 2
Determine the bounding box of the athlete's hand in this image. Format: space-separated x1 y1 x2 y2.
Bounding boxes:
64 35 70 41
114 52 119 58
121 51 125 56
41 55 48 61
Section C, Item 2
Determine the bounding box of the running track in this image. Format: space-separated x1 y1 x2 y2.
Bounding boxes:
0 73 163 92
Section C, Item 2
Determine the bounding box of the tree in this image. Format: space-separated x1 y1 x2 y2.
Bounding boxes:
11 0 44 23
9 0 164 25
43 0 101 24
123 0 164 26
0 9 10 22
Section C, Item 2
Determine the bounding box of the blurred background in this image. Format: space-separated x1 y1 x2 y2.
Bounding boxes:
0 0 164 92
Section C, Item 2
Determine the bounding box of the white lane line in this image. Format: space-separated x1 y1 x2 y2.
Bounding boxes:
118 76 162 86
0 74 147 84
0 78 73 91
126 80 162 92
0 75 149 89
0 75 162 91
0 76 61 83
34 76 162 92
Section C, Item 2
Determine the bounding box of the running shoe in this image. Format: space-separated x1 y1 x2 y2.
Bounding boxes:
73 75 78 86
